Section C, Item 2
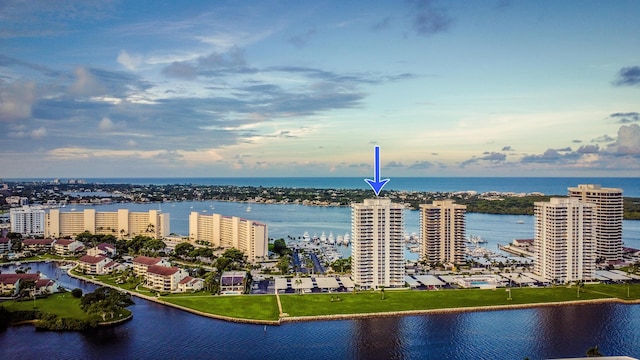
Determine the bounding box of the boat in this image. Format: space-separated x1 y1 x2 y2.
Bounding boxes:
320 232 327 243
303 231 310 242
343 233 350 246
468 235 486 244
246 203 251 212
328 232 335 245
516 220 525 224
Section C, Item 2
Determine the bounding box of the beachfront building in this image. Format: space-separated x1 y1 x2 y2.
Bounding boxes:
534 198 596 283
77 255 112 275
145 265 189 292
10 205 45 236
351 198 405 290
132 255 171 277
568 184 624 262
420 200 466 265
53 239 84 255
188 212 268 262
87 243 117 258
46 209 169 239
22 238 54 253
0 238 11 254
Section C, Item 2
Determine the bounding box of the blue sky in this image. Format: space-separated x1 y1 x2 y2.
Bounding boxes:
1 0 640 178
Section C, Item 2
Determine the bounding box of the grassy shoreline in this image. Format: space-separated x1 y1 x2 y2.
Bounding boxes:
67 269 640 324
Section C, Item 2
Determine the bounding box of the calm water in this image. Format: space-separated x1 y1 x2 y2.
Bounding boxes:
1 262 639 359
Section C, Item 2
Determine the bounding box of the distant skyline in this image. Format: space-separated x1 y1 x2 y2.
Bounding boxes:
1 0 639 178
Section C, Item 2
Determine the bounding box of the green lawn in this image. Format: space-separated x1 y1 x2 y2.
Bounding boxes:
161 295 280 321
2 293 91 320
278 284 640 317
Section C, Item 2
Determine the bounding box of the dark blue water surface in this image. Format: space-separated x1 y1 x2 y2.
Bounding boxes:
1 262 639 360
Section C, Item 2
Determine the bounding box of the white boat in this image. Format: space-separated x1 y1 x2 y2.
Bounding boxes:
246 203 251 212
328 232 335 245
320 232 327 243
337 235 344 245
516 220 524 224
303 231 310 242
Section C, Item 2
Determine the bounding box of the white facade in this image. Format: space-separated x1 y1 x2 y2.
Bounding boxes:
351 198 405 289
420 200 466 265
568 184 623 261
189 212 268 262
10 205 45 236
46 209 169 239
534 198 596 283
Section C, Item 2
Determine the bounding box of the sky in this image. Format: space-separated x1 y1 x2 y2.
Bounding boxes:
1 0 640 178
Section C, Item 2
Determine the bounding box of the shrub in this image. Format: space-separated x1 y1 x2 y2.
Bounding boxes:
71 288 83 298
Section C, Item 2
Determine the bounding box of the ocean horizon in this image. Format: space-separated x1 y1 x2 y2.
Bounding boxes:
5 176 640 197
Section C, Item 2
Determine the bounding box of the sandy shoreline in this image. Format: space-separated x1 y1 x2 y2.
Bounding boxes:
65 270 640 326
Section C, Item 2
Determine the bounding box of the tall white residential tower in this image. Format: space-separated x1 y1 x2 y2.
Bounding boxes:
10 205 45 236
420 200 466 265
568 184 623 262
534 198 596 283
351 198 404 289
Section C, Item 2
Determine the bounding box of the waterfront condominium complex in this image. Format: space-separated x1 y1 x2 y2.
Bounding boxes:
568 184 624 262
534 198 596 283
10 205 46 236
46 209 169 239
188 212 268 262
419 200 466 265
351 198 405 289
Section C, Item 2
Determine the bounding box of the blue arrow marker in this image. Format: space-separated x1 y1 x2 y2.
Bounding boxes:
364 146 390 196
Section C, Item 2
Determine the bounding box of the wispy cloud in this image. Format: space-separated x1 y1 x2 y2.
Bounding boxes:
612 66 640 87
408 0 453 37
609 112 640 124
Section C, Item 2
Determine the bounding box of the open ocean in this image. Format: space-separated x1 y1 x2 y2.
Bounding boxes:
7 177 640 197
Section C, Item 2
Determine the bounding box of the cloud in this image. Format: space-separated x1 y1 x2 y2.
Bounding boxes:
162 48 246 79
31 126 46 139
408 0 452 37
606 124 640 155
99 117 115 131
386 161 405 168
612 66 640 87
572 139 582 143
521 149 562 164
288 28 317 48
69 67 106 96
591 134 614 143
501 146 513 151
117 50 143 71
462 151 507 167
609 112 640 124
576 144 599 154
408 160 433 170
556 147 571 152
372 17 392 31
0 80 36 121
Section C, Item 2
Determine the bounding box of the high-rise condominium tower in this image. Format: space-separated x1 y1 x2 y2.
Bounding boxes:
419 200 466 265
351 198 404 289
568 184 623 262
534 198 596 282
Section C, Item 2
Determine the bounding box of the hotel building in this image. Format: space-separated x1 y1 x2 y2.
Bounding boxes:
188 212 268 262
10 205 45 236
351 198 405 289
45 209 169 239
420 200 466 265
568 184 623 262
534 198 596 283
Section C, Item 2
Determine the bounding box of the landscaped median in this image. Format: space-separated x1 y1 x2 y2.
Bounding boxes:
65 269 640 324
